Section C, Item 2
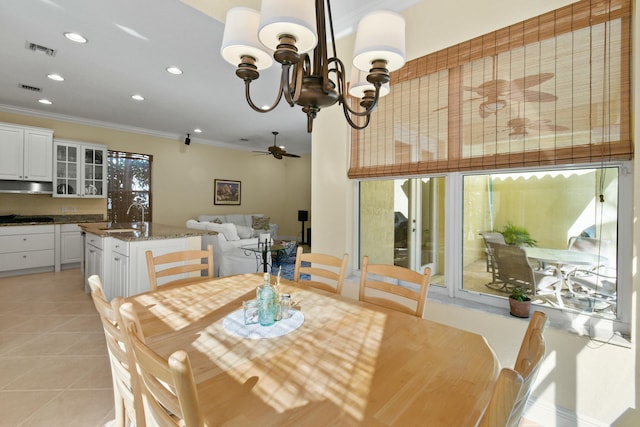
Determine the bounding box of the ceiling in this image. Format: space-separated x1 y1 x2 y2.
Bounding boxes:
0 0 417 155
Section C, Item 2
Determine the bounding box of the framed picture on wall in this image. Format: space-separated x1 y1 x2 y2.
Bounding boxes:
214 179 241 205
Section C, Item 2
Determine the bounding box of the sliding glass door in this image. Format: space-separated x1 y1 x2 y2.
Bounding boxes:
360 177 445 282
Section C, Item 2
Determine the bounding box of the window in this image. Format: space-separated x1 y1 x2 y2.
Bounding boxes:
462 166 621 315
358 163 632 338
107 151 152 223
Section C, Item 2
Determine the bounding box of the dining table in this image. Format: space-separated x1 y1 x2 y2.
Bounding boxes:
126 273 500 426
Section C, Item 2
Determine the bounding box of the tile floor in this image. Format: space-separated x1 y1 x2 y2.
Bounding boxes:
0 267 542 427
0 269 115 427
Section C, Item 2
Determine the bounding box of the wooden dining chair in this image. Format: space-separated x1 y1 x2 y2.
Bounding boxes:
477 368 524 427
88 275 146 427
515 311 547 375
145 244 213 291
293 246 349 294
509 311 548 426
119 302 204 427
359 255 431 317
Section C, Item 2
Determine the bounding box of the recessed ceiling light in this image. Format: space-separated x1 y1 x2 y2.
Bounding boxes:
167 66 183 75
47 73 64 82
64 32 87 43
38 99 52 105
131 94 145 101
193 128 202 133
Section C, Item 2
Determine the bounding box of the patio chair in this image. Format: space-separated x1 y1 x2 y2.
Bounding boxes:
480 232 506 290
488 242 562 303
566 265 617 312
564 236 610 272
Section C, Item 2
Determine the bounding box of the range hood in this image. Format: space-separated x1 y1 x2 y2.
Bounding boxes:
0 180 53 194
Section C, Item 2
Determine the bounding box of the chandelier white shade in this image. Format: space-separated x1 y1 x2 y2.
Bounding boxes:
221 7 273 71
258 0 317 54
353 11 406 73
349 68 390 99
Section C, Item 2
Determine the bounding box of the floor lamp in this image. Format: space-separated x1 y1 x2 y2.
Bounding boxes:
298 210 308 244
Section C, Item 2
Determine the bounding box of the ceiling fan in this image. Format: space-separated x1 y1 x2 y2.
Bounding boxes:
253 132 300 160
464 56 557 118
503 117 569 136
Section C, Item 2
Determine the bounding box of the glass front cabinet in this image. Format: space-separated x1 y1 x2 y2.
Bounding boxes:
54 139 107 198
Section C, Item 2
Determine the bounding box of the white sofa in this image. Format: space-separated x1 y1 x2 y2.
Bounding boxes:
197 214 278 239
186 214 277 277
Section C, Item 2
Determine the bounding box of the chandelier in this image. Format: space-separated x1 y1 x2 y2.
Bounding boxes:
220 0 406 132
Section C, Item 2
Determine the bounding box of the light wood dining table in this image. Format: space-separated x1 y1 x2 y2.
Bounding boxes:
126 273 500 426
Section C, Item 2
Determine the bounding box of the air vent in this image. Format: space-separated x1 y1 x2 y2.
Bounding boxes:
19 83 42 92
25 41 56 57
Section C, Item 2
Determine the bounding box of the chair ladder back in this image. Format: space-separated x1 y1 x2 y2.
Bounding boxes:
120 302 183 422
359 256 431 317
510 328 546 426
294 247 349 294
478 368 524 427
88 275 146 427
146 245 214 291
169 350 205 427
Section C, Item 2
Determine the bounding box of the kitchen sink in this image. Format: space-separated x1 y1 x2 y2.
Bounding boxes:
100 228 139 233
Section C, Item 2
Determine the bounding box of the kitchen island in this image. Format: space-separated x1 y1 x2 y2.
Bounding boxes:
79 222 214 300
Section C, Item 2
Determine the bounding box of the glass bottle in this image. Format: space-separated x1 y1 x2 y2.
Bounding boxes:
258 273 275 326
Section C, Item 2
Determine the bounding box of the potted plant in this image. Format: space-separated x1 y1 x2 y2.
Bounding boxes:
509 287 532 318
499 223 538 247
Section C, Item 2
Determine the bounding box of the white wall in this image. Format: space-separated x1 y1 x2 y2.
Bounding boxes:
312 0 639 425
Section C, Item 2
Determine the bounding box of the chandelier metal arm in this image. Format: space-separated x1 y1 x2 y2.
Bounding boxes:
328 56 383 117
342 107 372 130
243 63 292 113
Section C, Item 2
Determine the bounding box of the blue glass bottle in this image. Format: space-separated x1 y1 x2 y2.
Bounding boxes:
258 273 275 326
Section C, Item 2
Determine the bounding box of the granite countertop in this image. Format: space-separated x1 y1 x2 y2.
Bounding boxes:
78 222 215 242
0 214 104 226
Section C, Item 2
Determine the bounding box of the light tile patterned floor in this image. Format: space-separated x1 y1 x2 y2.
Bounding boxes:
0 267 543 427
0 269 115 427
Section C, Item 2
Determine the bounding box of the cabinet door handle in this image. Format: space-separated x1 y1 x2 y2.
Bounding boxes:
114 257 120 261
23 238 27 241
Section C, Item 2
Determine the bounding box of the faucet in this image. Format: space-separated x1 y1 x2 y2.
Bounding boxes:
126 202 145 228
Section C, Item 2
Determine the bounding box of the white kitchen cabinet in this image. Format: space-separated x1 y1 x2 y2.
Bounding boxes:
0 225 55 275
109 240 129 300
55 224 83 271
0 123 53 181
53 139 107 198
84 232 104 293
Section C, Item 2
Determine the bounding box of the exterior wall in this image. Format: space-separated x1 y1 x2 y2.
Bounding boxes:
0 111 310 238
312 0 639 425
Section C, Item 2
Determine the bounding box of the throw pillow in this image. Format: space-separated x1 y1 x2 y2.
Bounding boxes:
252 215 270 231
236 225 253 239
